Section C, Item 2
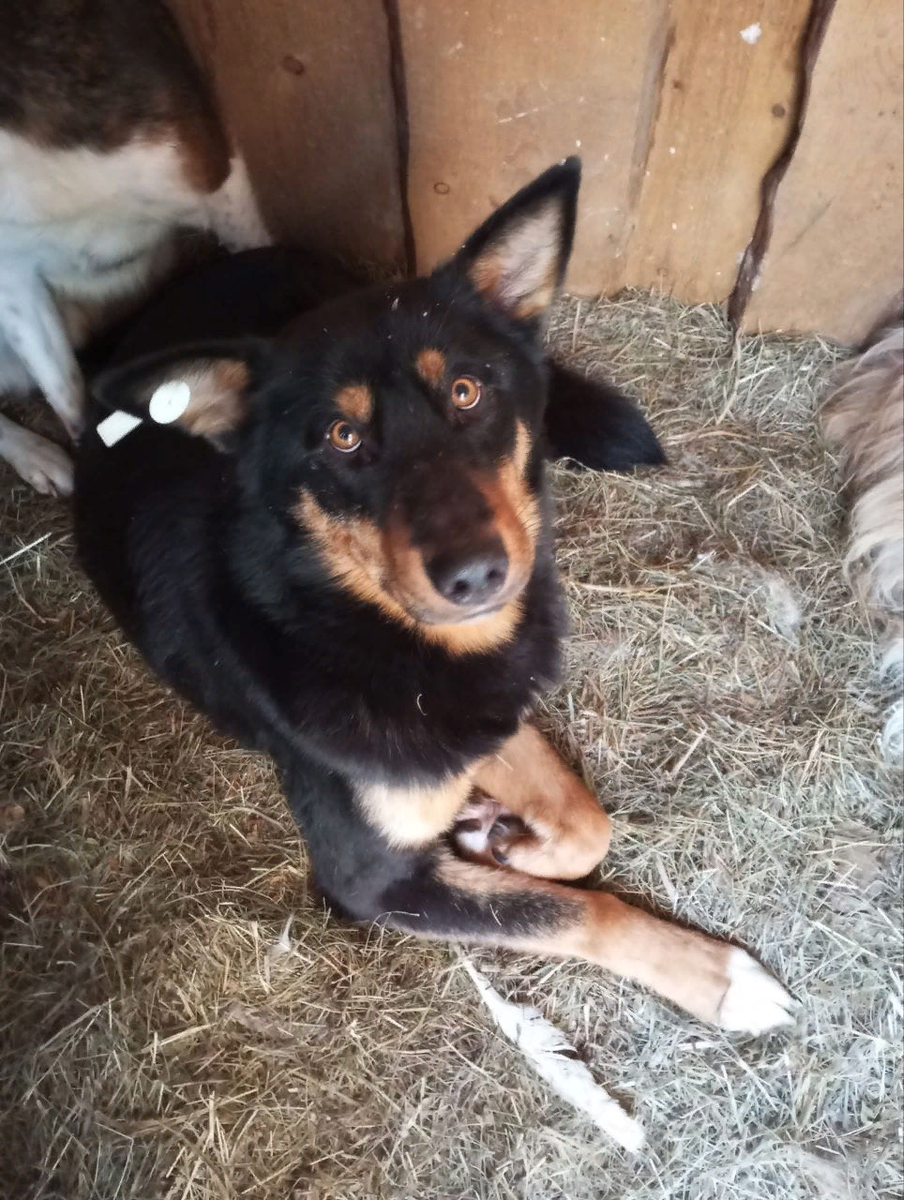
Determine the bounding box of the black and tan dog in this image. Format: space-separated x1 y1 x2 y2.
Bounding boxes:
74 160 794 1033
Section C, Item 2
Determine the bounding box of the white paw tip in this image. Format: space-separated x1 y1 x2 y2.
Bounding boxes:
453 826 489 855
24 446 74 495
719 948 797 1034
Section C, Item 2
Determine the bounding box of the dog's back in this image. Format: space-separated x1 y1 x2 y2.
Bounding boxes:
0 0 266 287
0 0 268 495
821 319 904 761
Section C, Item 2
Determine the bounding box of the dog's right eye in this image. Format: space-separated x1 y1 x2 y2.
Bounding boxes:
451 376 482 410
327 420 362 453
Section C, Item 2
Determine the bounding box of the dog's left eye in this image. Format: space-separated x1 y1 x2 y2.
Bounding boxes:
327 420 362 452
451 376 482 410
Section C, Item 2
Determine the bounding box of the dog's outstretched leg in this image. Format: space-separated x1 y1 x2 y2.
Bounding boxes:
0 263 84 439
0 412 73 495
376 850 795 1033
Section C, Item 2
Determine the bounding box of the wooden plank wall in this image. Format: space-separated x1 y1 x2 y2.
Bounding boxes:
399 0 812 304
166 0 903 344
743 0 904 341
167 0 405 268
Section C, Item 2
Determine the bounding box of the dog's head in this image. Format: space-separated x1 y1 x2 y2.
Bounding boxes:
93 160 581 653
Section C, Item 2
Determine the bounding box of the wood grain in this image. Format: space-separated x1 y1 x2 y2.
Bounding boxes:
743 0 904 340
164 0 902 339
167 0 405 266
622 0 812 304
398 1 811 305
397 0 666 293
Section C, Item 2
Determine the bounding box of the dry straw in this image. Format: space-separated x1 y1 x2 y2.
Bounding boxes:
1 292 900 1199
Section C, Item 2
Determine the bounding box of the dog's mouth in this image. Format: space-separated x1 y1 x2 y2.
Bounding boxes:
385 528 533 627
297 486 537 640
297 430 541 649
421 599 511 625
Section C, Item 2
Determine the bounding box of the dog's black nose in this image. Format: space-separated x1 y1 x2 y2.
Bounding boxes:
427 541 510 608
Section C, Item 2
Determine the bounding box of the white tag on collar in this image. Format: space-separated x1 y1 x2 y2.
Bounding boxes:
97 409 143 447
149 380 191 424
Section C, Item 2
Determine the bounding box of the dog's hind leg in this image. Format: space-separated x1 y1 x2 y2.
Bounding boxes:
452 724 612 880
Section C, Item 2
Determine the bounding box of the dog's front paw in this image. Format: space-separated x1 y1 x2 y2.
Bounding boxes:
451 792 528 866
717 948 797 1034
16 436 74 497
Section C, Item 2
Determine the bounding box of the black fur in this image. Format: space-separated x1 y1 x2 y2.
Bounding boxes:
86 250 664 470
545 362 666 470
73 161 647 939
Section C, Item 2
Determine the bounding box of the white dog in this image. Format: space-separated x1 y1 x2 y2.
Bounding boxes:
821 317 904 761
0 0 269 495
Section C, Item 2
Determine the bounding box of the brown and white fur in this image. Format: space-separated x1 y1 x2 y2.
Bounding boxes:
820 318 904 762
0 0 270 496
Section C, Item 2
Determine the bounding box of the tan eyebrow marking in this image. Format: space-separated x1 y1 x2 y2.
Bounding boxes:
416 349 446 387
335 384 374 423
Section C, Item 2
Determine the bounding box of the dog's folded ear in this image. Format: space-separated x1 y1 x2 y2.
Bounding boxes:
91 339 270 449
544 363 666 471
446 158 581 331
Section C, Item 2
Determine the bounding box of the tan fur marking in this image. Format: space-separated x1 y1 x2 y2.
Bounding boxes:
512 419 531 475
297 490 525 655
356 724 612 869
170 111 231 194
469 724 612 879
420 604 523 655
335 384 374 424
296 492 402 624
468 421 540 591
178 360 251 436
468 258 502 302
467 203 561 320
415 349 447 387
512 285 556 321
357 773 477 847
431 854 752 1026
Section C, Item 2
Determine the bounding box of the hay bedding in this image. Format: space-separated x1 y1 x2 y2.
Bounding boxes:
0 293 901 1200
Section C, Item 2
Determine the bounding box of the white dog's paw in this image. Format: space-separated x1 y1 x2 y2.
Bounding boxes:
22 440 73 496
1 423 74 497
718 948 797 1034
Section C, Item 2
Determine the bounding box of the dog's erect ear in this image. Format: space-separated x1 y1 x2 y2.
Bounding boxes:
448 158 581 328
91 339 270 449
544 363 667 471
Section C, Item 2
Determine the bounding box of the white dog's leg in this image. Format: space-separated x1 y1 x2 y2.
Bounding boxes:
0 264 84 438
204 156 271 251
0 412 73 496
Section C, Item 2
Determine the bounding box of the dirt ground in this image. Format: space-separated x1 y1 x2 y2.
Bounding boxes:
1 292 901 1200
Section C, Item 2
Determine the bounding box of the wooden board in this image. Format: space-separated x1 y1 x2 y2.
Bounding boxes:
397 0 664 293
164 0 902 338
167 0 405 267
743 0 904 341
622 0 811 303
398 1 810 303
